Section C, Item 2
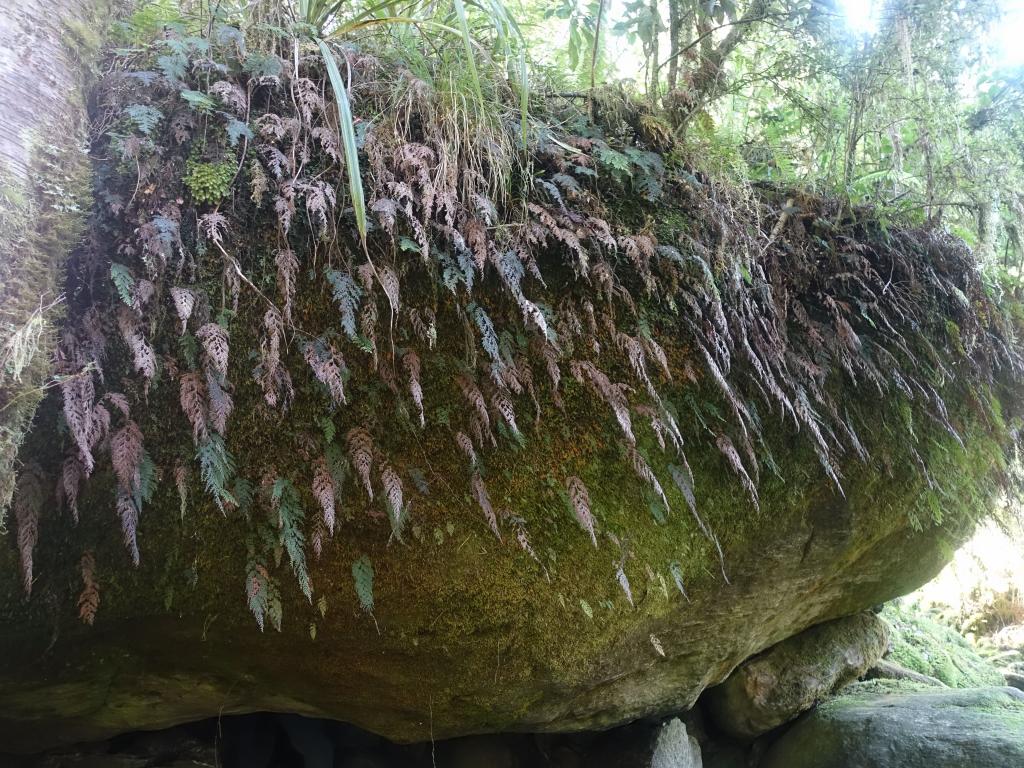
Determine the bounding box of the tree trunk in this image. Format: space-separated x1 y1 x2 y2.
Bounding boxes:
0 0 103 524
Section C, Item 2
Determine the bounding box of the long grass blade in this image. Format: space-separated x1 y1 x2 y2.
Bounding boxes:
518 47 529 147
317 39 368 246
453 0 485 105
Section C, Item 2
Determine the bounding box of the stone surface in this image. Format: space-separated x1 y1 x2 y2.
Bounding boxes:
591 718 701 768
704 611 889 738
760 682 1024 768
865 658 946 687
651 719 702 768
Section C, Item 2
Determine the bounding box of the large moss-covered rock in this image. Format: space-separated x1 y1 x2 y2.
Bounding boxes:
0 386 1007 753
760 682 1024 768
704 611 889 737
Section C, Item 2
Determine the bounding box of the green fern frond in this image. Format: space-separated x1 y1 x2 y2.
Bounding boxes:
271 478 312 601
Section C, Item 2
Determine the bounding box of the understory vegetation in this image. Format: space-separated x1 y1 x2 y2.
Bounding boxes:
5 0 1024 632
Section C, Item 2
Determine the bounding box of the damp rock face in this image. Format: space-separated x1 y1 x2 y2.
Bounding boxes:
759 682 1024 768
704 611 890 738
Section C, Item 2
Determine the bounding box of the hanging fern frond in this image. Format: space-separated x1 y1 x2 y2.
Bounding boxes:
715 433 759 511
78 551 101 624
312 458 335 536
566 475 598 547
179 372 208 442
352 555 374 613
116 488 140 566
170 287 195 335
325 269 362 341
403 350 425 428
275 249 299 325
472 470 500 539
13 467 43 595
303 337 348 407
380 463 407 540
271 477 312 601
61 373 95 475
196 434 237 513
196 323 230 381
346 427 374 501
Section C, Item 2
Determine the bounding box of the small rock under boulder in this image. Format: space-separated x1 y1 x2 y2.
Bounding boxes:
760 681 1024 768
704 611 888 738
591 718 702 768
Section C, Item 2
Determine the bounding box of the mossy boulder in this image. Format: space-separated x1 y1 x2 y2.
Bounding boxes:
0 388 1008 753
760 682 1024 768
704 611 889 738
0 21 1021 754
882 602 1006 688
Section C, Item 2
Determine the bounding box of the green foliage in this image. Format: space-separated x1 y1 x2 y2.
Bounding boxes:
883 601 1005 688
109 263 136 307
183 158 235 203
271 478 312 601
123 104 163 135
196 434 236 513
352 555 374 613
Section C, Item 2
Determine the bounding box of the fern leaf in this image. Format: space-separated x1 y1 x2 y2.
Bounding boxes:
566 476 598 547
196 434 237 513
491 390 522 440
78 551 101 625
669 561 690 602
302 337 347 407
616 563 634 607
627 445 671 513
196 323 230 380
61 373 95 474
455 431 477 467
669 462 729 582
380 463 407 540
271 478 312 601
471 471 500 539
403 350 425 428
116 488 140 566
170 287 195 335
346 427 374 501
110 421 144 496
205 368 233 436
457 376 494 445
275 249 299 325
312 458 335 535
352 555 374 613
116 306 157 380
179 372 208 442
715 433 759 511
13 467 43 595
325 269 362 341
60 455 84 524
175 462 188 520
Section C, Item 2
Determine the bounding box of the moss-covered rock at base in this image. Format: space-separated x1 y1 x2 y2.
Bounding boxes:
882 602 1006 688
703 611 889 738
760 682 1024 768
